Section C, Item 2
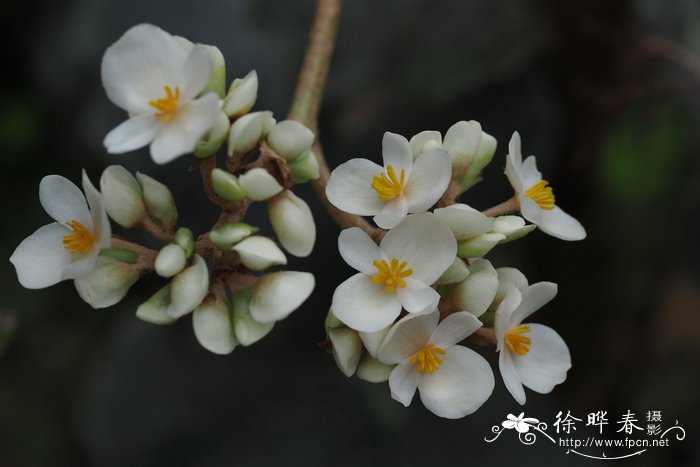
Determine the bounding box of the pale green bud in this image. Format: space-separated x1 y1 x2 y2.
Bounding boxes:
136 172 178 232
458 130 497 191
222 70 258 118
434 203 493 241
200 45 226 98
99 247 138 264
491 215 536 243
249 271 314 323
358 326 391 359
227 111 275 157
238 168 283 201
194 111 231 158
174 227 194 258
268 190 316 257
267 120 315 161
448 259 498 317
135 284 176 325
232 288 274 346
208 222 258 251
356 355 394 383
443 120 482 172
231 236 287 271
289 150 320 183
457 232 505 259
193 296 237 355
494 267 529 304
74 257 139 309
100 165 146 228
409 130 442 160
435 257 470 285
211 168 247 201
155 244 187 278
167 254 209 319
325 310 361 377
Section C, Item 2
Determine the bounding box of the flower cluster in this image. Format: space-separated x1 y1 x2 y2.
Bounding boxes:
10 24 320 354
324 125 583 418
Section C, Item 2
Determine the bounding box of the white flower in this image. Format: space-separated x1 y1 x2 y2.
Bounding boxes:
505 132 586 241
10 172 110 289
377 310 494 419
326 132 452 229
495 282 571 405
102 24 220 164
331 213 456 332
502 413 540 433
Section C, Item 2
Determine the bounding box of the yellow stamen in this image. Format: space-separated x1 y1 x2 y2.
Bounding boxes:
149 85 181 122
525 180 555 210
371 165 406 201
410 343 446 374
371 258 413 293
63 220 96 254
504 325 532 356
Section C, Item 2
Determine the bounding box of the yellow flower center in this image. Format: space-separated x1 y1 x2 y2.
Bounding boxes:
504 325 532 356
525 180 555 210
149 85 181 122
410 343 446 374
371 258 413 293
63 220 96 254
371 165 406 201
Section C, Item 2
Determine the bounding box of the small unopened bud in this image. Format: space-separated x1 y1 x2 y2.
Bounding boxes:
448 259 498 317
358 327 391 359
494 267 529 304
231 288 274 346
211 168 247 201
435 257 470 285
100 165 145 228
268 191 316 257
434 203 493 241
409 130 442 159
195 111 231 158
238 168 283 201
227 111 275 157
457 232 505 259
267 120 315 161
174 227 194 258
249 271 314 323
135 284 176 325
155 244 187 278
208 222 258 251
136 172 178 231
326 321 362 378
167 255 209 319
193 295 237 355
356 355 394 383
289 150 320 183
75 257 139 309
443 120 482 172
222 70 258 118
231 236 287 271
458 130 497 191
491 215 536 243
200 45 226 98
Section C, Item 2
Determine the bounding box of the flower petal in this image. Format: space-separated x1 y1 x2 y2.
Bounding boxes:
494 287 523 347
359 325 391 358
449 258 499 318
149 93 220 164
499 349 526 405
518 194 542 224
377 310 438 364
328 327 362 377
326 158 386 215
510 282 558 326
388 361 420 407
380 212 456 285
430 311 482 348
521 156 543 189
396 278 440 314
249 271 315 323
381 132 413 177
104 114 161 154
82 170 111 249
512 323 571 394
373 196 408 229
331 273 402 332
404 148 451 212
176 44 212 100
338 227 385 275
10 223 72 289
192 298 237 355
538 206 587 241
39 175 91 228
418 345 494 419
433 203 493 241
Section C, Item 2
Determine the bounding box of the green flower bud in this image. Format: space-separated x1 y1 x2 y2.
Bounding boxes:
232 288 274 346
208 222 258 251
75 257 139 309
435 257 470 285
222 70 258 118
409 130 442 160
268 190 315 257
325 310 362 378
231 236 287 271
100 165 146 228
356 355 394 383
136 284 176 325
227 111 275 157
211 168 247 201
136 172 178 231
167 255 209 319
174 227 194 258
195 111 231 158
457 232 505 259
238 168 283 201
193 295 237 355
267 120 315 161
289 150 320 183
458 130 497 191
154 244 187 278
200 45 226 98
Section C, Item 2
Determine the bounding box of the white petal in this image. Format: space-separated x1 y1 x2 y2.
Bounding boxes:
443 120 482 169
521 156 543 189
231 236 287 271
373 196 407 229
499 349 526 405
396 278 440 314
381 132 413 177
328 327 362 377
510 282 558 326
380 212 457 285
388 361 420 407
10 223 72 289
238 168 283 201
326 158 385 215
231 289 274 346
538 206 587 241
409 130 442 159
433 203 493 241
82 171 111 249
494 267 529 303
508 131 523 167
512 324 571 394
166 255 209 319
104 114 160 154
404 148 452 212
192 298 237 355
101 24 189 113
149 93 220 164
331 273 401 332
338 227 384 275
359 325 391 358
377 310 438 364
39 175 91 228
434 258 470 285
430 311 482 348
249 271 314 323
518 194 543 224
418 345 494 419
176 45 212 100
449 258 499 317
267 120 315 160
494 287 523 347
356 355 394 383
74 257 139 309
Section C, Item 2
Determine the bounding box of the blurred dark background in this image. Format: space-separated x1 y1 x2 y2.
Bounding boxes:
1 0 699 466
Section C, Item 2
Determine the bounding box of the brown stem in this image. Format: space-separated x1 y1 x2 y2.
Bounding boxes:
482 196 520 217
110 237 158 260
474 327 497 346
140 216 174 242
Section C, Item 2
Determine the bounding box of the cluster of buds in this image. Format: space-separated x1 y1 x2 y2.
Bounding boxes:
9 24 319 354
324 126 585 418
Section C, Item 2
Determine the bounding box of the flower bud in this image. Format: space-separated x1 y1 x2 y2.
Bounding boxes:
434 203 493 241
238 168 283 201
174 227 194 258
325 310 362 377
99 247 138 264
135 172 178 231
208 222 258 251
249 271 314 323
194 111 231 158
458 130 497 191
491 215 536 243
192 295 237 355
443 120 482 172
222 70 258 118
456 232 505 258
494 267 529 304
358 326 391 359
200 45 226 98
231 236 287 271
448 259 498 317
409 130 442 159
227 111 275 157
100 165 146 228
211 168 247 201
74 257 139 309
288 150 320 183
231 288 274 346
266 120 315 160
155 244 187 278
135 284 176 325
268 190 316 257
167 254 209 319
435 257 470 285
356 355 394 383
